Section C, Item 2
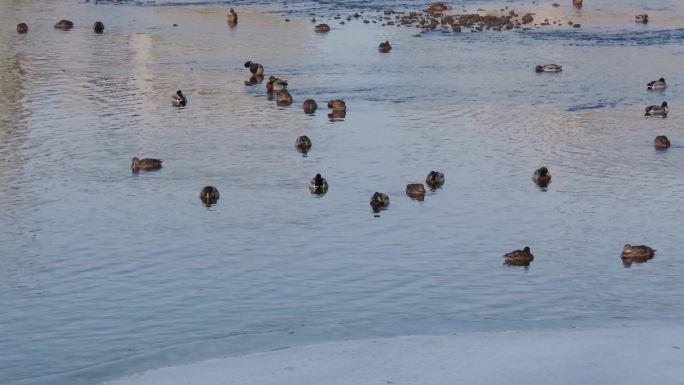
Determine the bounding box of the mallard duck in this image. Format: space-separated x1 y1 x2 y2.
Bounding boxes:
532 167 551 186
647 78 666 90
535 64 562 73
295 135 312 152
275 90 293 106
503 246 534 266
131 157 162 172
635 14 648 23
654 135 671 149
244 61 264 76
621 244 655 261
267 76 288 92
328 109 346 121
314 23 331 33
303 99 317 114
54 20 74 30
227 8 238 23
370 192 390 211
406 183 426 199
200 186 220 205
426 2 448 12
328 100 346 111
425 171 444 188
93 21 104 33
573 0 582 8
309 173 328 194
645 101 668 117
378 41 392 53
172 90 187 107
16 23 28 34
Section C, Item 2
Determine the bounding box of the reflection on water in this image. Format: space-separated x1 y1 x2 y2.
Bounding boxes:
2 0 684 384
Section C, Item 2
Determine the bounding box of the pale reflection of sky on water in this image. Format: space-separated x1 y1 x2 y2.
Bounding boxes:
1 0 684 384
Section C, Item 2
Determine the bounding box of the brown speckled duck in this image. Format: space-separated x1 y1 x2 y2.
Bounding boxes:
315 23 331 33
370 192 390 211
328 100 346 111
378 41 392 53
503 246 534 266
532 167 551 186
200 186 220 206
303 99 317 114
406 183 426 200
17 23 28 34
654 135 670 150
227 8 238 24
426 171 444 188
131 157 162 172
621 244 655 261
295 135 312 153
54 20 74 30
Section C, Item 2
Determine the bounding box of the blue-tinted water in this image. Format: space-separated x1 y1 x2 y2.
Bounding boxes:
1 0 684 384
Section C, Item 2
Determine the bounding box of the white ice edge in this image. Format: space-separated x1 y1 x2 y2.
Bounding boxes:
104 325 684 385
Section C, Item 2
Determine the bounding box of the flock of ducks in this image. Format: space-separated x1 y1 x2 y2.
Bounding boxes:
14 5 666 268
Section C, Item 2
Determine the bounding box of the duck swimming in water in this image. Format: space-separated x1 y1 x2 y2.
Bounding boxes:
93 21 104 33
295 136 312 153
275 90 293 106
266 76 287 92
309 173 328 194
406 183 426 200
16 23 28 34
172 90 187 107
654 135 670 150
314 23 331 33
535 64 562 73
503 246 534 266
532 167 551 186
425 171 444 188
370 192 390 211
131 157 162 172
200 186 220 206
635 14 648 23
645 101 668 117
244 61 264 76
227 8 238 24
647 78 666 90
328 99 346 111
378 41 392 53
54 20 74 30
621 244 655 261
303 99 317 114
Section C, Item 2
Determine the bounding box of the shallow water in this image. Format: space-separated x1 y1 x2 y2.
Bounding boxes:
1 0 684 384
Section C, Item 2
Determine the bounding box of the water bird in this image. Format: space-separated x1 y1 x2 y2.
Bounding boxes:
378 41 392 53
328 100 346 111
370 192 390 211
131 157 162 172
309 174 328 194
172 90 187 107
227 8 238 24
244 75 263 86
572 0 582 9
535 64 562 73
267 76 288 92
532 167 551 186
503 246 534 266
635 14 648 23
427 2 448 12
645 101 668 117
275 90 293 106
328 109 346 121
647 78 666 90
200 186 220 206
406 183 426 200
621 244 655 261
93 21 104 33
295 136 312 152
303 99 317 114
16 23 28 34
425 171 444 188
54 20 74 30
315 23 331 33
244 61 264 76
654 135 670 150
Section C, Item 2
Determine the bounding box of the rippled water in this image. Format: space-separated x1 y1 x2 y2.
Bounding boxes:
2 0 684 384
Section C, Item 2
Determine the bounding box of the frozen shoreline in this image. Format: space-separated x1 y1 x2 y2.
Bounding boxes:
105 324 684 385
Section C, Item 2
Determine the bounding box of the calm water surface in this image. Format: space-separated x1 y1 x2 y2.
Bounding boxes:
2 0 684 383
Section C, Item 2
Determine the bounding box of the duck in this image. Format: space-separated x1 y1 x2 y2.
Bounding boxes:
309 173 328 194
406 183 426 200
244 74 264 86
370 192 390 211
532 167 551 186
314 23 331 33
425 171 444 188
635 14 648 23
267 76 288 92
275 90 293 106
93 21 104 33
328 109 346 121
621 244 655 261
503 246 534 266
16 23 28 34
535 64 562 73
647 77 666 90
378 41 392 53
303 99 317 114
131 157 162 172
244 61 264 76
328 99 346 111
645 101 668 117
573 0 582 8
654 135 671 149
54 20 74 30
227 8 238 23
295 135 312 152
426 2 448 12
200 186 220 205
172 90 187 107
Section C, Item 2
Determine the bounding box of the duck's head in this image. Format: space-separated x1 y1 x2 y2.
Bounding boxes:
131 157 140 165
314 173 323 185
623 244 632 252
244 61 253 68
659 77 665 82
538 167 550 177
535 65 543 72
523 246 531 253
93 21 104 33
176 90 184 98
269 76 278 83
662 101 668 107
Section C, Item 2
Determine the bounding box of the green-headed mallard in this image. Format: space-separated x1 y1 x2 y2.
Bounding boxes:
200 186 220 206
17 23 28 34
378 41 392 53
172 90 187 107
504 246 534 266
426 171 444 188
654 135 670 149
621 244 655 260
54 20 74 30
309 173 328 194
532 167 551 186
535 64 562 73
267 76 287 92
244 61 264 76
647 77 666 90
93 21 104 33
295 135 312 153
315 23 331 33
645 101 668 117
303 99 317 114
328 99 346 111
406 183 426 200
131 157 162 172
370 192 390 211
